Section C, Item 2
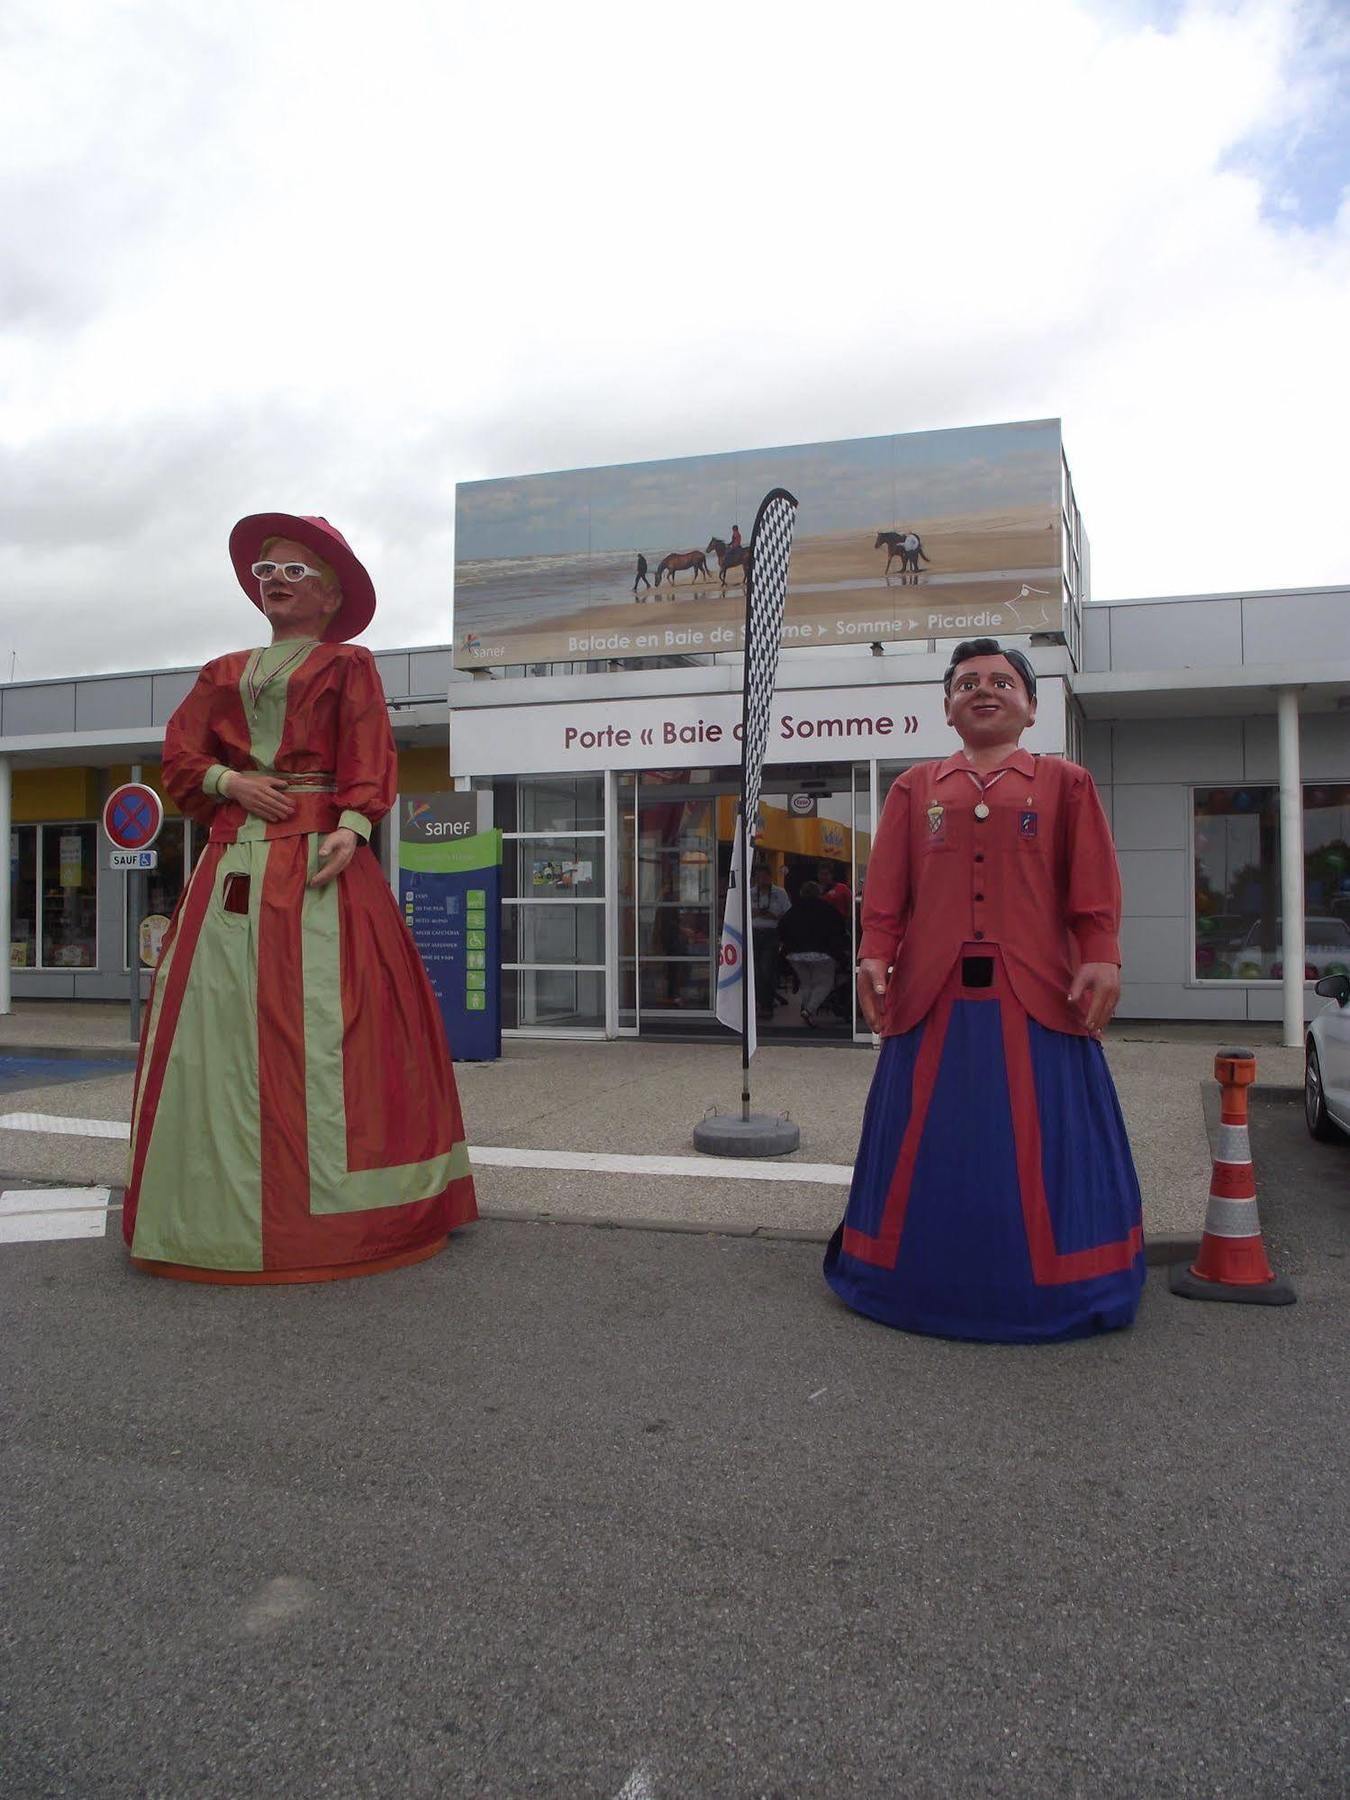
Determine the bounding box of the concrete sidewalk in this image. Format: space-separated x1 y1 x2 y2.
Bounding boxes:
0 1001 1306 1250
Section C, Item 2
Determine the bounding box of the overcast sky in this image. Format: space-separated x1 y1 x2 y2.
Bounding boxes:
2 0 1347 682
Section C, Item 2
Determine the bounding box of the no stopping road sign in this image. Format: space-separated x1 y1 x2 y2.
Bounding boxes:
103 782 164 852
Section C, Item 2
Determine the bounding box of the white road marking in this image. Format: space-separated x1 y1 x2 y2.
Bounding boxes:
0 1115 855 1185
0 1212 107 1242
0 1186 112 1242
241 1576 321 1635
613 1766 655 1800
470 1146 851 1184
808 1387 828 1403
0 1186 113 1215
0 1113 129 1139
0 1188 111 1243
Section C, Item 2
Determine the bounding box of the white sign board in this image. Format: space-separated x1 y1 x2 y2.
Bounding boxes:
110 849 159 871
451 678 1064 776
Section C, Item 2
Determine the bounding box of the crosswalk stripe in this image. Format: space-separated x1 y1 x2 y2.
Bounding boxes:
0 1186 112 1243
0 1113 129 1139
0 1186 113 1215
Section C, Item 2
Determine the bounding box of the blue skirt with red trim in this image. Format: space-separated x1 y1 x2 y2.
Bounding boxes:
824 948 1145 1343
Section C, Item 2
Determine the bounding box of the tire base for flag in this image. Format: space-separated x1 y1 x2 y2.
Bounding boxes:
693 1113 801 1158
1167 1265 1296 1305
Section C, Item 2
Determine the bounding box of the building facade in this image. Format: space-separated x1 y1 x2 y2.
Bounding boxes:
2 586 1348 1046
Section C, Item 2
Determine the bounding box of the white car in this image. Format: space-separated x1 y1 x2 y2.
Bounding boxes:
1306 973 1350 1142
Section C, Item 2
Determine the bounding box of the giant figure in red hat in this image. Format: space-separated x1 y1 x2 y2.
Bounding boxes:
122 515 477 1281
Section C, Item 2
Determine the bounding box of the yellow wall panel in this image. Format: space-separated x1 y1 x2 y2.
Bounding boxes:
398 747 453 792
11 767 101 822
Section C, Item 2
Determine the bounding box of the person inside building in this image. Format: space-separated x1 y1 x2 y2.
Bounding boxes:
122 514 477 1282
816 860 853 923
823 637 1144 1341
749 858 790 1020
778 879 850 1028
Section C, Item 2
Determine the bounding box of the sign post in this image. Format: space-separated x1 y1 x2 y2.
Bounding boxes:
397 793 502 1062
103 776 164 1043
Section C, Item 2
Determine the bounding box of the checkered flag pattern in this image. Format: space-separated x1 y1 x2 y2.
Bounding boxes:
740 487 799 835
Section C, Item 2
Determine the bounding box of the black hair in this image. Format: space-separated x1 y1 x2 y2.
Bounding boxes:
942 637 1037 701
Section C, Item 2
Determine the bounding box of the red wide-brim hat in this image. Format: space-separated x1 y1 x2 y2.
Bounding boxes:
228 513 377 643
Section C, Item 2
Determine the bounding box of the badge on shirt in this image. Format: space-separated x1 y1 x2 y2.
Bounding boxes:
926 802 945 840
1019 810 1038 838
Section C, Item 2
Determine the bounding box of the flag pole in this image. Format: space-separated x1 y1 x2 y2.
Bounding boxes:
739 799 751 1122
737 538 756 1125
696 487 801 1159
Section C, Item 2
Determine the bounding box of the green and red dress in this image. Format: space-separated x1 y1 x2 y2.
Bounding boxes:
123 638 477 1282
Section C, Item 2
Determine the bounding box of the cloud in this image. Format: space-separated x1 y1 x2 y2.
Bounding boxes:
1 0 1346 681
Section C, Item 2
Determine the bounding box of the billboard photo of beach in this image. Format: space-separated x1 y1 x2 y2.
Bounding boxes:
453 419 1067 669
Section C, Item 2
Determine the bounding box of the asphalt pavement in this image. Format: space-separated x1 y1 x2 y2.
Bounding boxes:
2 1095 1345 1798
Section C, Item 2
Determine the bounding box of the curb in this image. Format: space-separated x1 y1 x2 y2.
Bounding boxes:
0 1187 1198 1272
0 1043 139 1065
6 1188 1202 1267
474 1206 1200 1265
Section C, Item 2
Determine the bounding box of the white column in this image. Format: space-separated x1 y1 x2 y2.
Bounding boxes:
603 767 618 1039
1276 687 1305 1048
0 754 11 1015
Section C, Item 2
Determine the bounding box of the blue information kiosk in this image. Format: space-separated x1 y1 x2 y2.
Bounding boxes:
397 793 502 1062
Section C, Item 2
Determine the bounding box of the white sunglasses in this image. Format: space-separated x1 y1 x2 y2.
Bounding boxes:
252 560 326 584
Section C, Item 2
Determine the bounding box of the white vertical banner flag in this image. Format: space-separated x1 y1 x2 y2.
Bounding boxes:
714 487 798 1066
715 816 756 1058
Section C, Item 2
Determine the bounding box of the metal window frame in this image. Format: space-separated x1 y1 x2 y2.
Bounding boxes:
1185 781 1349 989
24 820 102 973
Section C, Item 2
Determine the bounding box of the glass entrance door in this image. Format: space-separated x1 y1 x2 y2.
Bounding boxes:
618 763 875 1038
618 778 720 1028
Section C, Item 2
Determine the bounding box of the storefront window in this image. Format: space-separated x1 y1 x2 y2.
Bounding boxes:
520 776 604 832
502 968 605 1031
9 827 38 968
505 836 604 900
502 903 605 966
490 774 607 1033
479 774 604 835
40 822 98 968
1194 785 1350 980
123 820 191 968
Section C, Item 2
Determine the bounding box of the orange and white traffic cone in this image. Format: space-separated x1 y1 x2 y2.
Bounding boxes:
1170 1049 1295 1305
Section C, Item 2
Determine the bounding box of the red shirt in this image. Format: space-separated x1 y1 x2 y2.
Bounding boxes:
822 881 853 921
859 748 1121 1038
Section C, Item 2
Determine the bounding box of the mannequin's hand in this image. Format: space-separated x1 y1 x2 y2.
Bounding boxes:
225 772 295 823
308 828 359 889
857 957 890 1032
1068 961 1121 1035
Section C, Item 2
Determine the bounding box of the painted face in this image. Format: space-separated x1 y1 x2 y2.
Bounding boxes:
943 654 1036 746
256 537 342 639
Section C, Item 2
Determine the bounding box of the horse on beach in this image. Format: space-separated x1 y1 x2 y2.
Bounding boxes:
706 536 751 588
875 530 930 579
655 549 710 588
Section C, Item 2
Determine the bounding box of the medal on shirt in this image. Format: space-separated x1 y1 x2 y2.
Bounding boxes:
962 762 1010 822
